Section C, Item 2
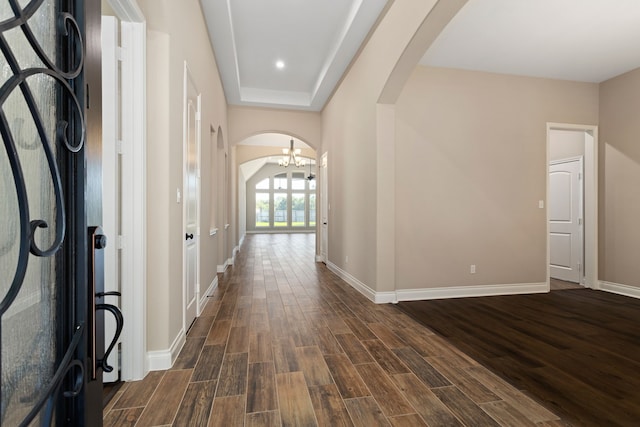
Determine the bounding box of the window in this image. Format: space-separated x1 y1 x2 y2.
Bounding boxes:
309 194 316 226
250 166 317 230
292 193 305 227
274 173 287 190
291 172 305 190
255 193 270 227
256 178 269 190
274 193 288 226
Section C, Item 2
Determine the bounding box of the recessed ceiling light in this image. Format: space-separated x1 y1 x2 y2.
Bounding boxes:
275 60 285 69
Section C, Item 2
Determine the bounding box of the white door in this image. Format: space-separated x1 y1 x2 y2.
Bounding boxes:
184 65 200 329
320 153 328 263
549 158 583 283
101 16 121 383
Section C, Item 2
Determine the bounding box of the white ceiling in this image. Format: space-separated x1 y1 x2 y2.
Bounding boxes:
421 0 640 83
200 0 388 112
201 0 640 117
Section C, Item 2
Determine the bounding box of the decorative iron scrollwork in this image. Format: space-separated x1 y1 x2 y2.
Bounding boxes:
0 0 87 425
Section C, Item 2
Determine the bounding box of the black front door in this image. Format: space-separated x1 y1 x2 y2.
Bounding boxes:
0 0 103 425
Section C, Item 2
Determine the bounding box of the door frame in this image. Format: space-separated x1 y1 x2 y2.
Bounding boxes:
182 61 202 331
546 123 598 289
104 0 147 381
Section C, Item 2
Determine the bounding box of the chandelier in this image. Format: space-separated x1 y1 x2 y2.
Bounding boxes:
278 139 306 167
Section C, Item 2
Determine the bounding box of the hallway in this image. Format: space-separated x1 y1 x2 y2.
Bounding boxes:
103 234 564 426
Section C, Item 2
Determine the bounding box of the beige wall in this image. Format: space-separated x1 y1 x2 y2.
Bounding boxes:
394 66 599 289
599 67 640 287
322 0 442 291
229 106 322 149
140 0 228 353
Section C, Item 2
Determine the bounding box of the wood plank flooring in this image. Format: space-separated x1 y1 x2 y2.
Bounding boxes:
103 234 564 426
398 289 640 427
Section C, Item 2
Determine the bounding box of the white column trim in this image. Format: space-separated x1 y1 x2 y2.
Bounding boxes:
119 20 147 381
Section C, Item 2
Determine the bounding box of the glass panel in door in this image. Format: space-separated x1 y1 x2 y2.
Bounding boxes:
0 0 100 424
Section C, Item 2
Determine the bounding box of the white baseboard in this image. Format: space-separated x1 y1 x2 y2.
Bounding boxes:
327 261 378 302
217 261 228 273
600 281 640 299
147 328 185 371
199 276 218 313
325 260 548 304
326 262 396 303
396 282 548 301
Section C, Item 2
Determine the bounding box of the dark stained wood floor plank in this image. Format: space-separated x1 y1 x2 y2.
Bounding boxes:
276 371 318 427
354 363 414 417
216 352 249 397
431 386 500 427
334 333 374 365
323 354 370 399
245 411 281 427
246 362 278 413
295 346 334 386
309 384 355 427
272 336 300 373
205 319 231 346
398 289 640 426
387 414 428 427
172 380 216 427
191 344 225 382
172 337 205 370
208 395 245 427
391 373 463 427
136 369 192 426
112 370 165 410
187 316 215 338
392 347 451 388
361 340 409 375
103 407 144 427
226 325 250 353
249 331 274 363
343 397 391 427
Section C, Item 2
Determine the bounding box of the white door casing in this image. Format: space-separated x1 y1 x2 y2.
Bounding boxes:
549 157 583 283
104 0 147 381
320 152 328 263
183 63 201 330
101 15 121 383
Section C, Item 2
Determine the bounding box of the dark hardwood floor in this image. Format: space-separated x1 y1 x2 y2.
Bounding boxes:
397 289 640 427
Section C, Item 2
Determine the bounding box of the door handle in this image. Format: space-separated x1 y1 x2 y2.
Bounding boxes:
88 226 107 380
185 233 194 240
323 222 327 225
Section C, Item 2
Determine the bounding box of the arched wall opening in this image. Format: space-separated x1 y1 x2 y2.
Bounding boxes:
236 132 317 241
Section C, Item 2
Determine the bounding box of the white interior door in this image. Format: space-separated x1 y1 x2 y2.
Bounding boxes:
549 158 583 283
320 153 328 263
183 65 200 330
101 15 121 383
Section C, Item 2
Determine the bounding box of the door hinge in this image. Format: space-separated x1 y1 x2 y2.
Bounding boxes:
116 46 125 62
578 218 583 225
117 140 124 155
117 235 124 250
578 172 582 180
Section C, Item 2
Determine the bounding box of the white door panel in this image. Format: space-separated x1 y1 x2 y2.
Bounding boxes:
320 153 328 263
184 64 200 330
549 158 582 283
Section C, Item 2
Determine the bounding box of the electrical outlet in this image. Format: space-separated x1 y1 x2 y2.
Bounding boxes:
470 264 476 274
